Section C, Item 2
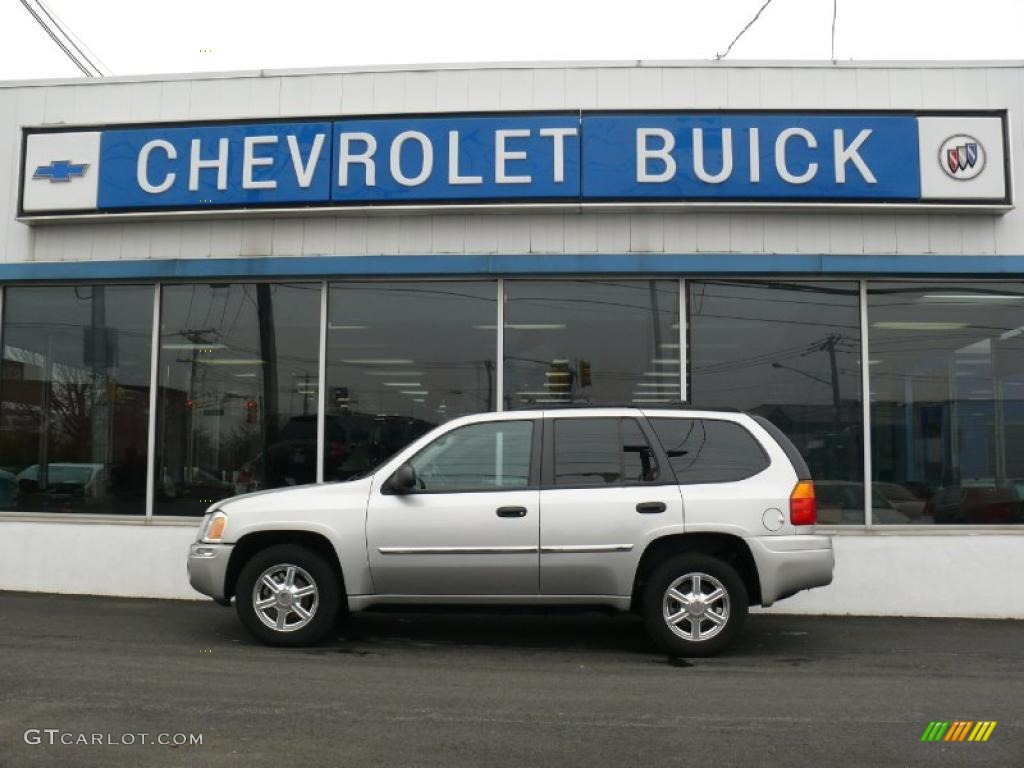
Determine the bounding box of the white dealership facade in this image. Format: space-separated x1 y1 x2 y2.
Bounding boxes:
1 60 1023 618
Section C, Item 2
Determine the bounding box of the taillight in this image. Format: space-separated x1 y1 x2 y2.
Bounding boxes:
790 480 816 526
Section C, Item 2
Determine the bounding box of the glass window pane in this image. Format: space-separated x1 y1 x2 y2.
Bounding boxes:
622 418 659 483
869 282 1024 525
409 420 533 492
0 285 153 514
648 417 768 484
504 280 679 408
689 281 864 520
554 418 622 486
324 281 497 481
154 283 321 516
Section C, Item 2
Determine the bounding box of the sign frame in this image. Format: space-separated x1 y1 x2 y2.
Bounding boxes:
17 108 1014 223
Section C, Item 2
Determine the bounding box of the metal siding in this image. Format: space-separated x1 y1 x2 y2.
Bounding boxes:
499 69 533 110
596 67 630 109
433 215 467 255
464 215 499 254
435 70 470 112
532 68 566 110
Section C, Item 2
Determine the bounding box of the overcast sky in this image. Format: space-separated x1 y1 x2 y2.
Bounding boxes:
1 0 1023 81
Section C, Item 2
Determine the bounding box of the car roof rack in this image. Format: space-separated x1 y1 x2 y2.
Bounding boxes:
527 402 745 413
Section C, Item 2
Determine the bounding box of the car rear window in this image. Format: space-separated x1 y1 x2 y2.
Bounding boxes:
647 418 769 484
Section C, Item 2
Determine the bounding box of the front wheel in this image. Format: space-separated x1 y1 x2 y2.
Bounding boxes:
642 553 748 657
235 544 341 647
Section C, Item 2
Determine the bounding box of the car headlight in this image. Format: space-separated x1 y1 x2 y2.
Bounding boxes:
200 509 228 543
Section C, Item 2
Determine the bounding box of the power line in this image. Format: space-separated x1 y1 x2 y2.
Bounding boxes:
35 0 108 76
18 0 100 77
716 0 777 60
831 0 838 61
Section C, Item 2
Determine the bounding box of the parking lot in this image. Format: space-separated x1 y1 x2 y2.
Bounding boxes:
0 591 1021 767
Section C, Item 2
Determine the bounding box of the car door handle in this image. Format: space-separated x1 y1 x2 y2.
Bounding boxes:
496 506 528 518
636 502 666 514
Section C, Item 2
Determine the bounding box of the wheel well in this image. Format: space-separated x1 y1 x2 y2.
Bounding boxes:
630 533 762 611
225 531 345 601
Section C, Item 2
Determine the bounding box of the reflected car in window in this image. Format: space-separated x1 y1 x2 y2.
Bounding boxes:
925 484 1024 525
14 463 108 509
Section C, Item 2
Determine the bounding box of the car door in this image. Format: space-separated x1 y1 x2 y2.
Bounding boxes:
366 418 541 595
539 415 684 597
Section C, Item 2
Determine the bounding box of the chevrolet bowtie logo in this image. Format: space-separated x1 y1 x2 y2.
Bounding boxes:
33 160 89 183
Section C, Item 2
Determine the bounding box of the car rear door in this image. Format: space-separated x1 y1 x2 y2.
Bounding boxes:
538 415 683 597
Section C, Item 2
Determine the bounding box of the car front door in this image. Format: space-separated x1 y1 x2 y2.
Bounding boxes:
539 416 684 597
366 418 541 595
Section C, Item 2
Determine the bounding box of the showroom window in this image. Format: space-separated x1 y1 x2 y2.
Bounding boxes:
688 280 864 522
0 285 154 515
153 283 321 516
504 280 680 408
324 281 497 482
868 283 1024 525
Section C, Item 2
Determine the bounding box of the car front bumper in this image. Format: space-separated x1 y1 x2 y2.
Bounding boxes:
746 534 834 606
187 542 233 604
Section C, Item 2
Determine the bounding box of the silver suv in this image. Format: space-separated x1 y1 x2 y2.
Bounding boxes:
188 408 833 656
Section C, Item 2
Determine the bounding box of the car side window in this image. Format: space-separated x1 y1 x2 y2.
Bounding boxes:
647 418 769 484
408 420 533 492
553 418 660 487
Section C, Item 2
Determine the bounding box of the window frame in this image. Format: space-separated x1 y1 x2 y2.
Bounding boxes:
383 417 542 495
541 416 674 490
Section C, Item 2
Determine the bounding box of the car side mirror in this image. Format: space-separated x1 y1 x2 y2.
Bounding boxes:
385 464 418 494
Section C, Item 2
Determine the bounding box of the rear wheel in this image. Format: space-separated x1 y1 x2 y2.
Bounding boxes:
235 544 341 647
642 553 748 657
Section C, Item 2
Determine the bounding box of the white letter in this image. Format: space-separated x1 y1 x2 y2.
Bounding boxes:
390 130 433 187
834 128 876 184
749 127 760 184
448 131 482 185
636 128 676 183
338 132 377 187
24 730 41 746
189 137 228 191
136 139 176 194
539 127 577 183
495 129 531 184
775 127 818 185
692 128 733 184
287 134 325 189
242 135 277 190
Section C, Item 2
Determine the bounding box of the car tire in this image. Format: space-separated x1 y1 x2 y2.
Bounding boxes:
642 553 748 657
235 544 341 647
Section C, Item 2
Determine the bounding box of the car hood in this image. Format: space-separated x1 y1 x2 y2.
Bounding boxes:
214 476 374 517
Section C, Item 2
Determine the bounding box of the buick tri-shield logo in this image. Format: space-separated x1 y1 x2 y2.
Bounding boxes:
938 135 985 180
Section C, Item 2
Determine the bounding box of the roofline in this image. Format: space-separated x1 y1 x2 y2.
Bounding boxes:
3 58 1024 89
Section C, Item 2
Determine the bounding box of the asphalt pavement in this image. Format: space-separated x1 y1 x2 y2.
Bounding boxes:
0 591 1021 768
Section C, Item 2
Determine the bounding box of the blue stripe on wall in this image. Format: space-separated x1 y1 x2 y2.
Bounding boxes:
2 253 1024 282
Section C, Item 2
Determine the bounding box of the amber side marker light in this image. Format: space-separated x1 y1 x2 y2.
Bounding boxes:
205 514 227 541
790 480 817 525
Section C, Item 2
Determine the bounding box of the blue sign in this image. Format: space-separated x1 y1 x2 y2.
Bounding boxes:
582 114 920 200
333 115 581 202
99 122 332 208
21 111 1009 216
